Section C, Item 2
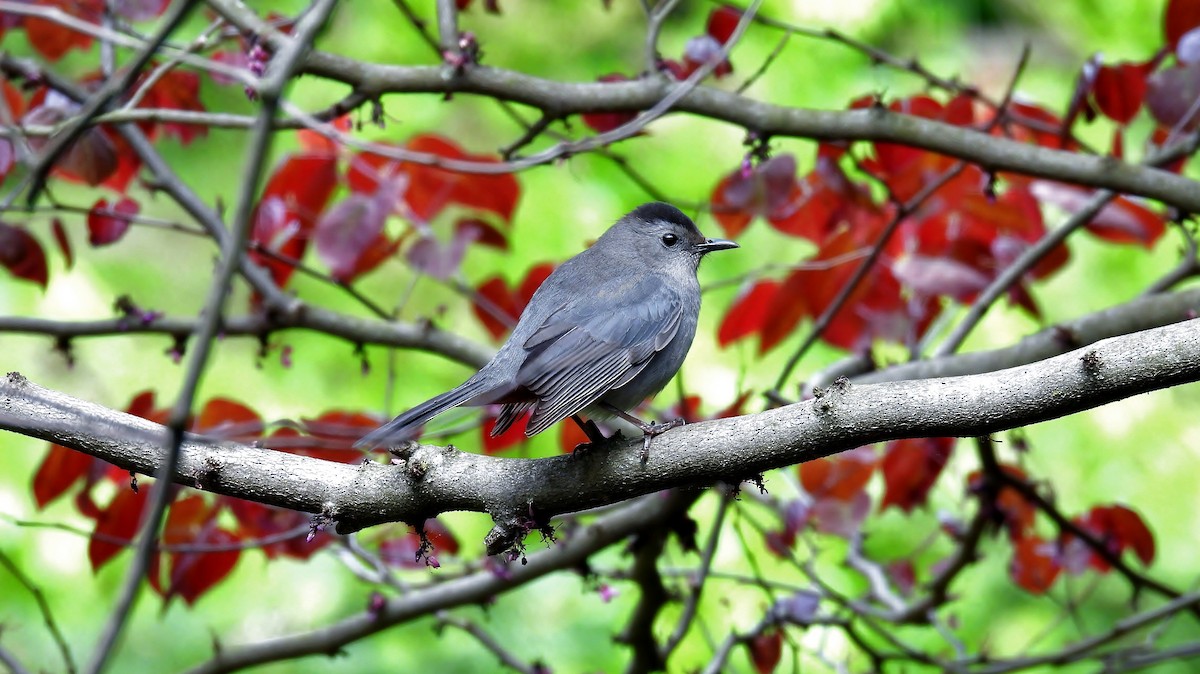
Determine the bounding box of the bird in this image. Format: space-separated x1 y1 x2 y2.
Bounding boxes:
357 202 738 459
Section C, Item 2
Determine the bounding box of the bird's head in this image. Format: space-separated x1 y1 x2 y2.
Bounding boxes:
602 202 739 272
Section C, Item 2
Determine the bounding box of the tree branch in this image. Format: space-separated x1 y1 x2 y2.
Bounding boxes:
185 492 693 674
203 0 1200 210
3 318 1197 552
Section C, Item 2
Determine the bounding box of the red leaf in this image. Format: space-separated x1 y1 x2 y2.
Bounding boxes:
473 277 520 340
57 128 119 186
154 495 240 605
273 410 382 463
682 35 733 79
50 218 73 269
1068 504 1156 571
134 69 207 144
1087 197 1166 246
127 389 167 424
0 222 49 288
89 487 147 571
717 280 779 348
967 465 1036 539
87 197 139 246
195 398 262 442
471 263 554 340
297 115 350 153
406 222 479 280
1165 0 1200 49
163 529 240 605
710 154 798 239
879 438 954 512
706 5 742 43
32 444 93 508
1092 63 1147 124
747 630 782 674
250 153 339 288
892 254 990 299
263 153 340 222
226 497 331 559
457 218 508 250
348 134 520 224
24 0 99 61
866 95 969 200
345 233 402 282
810 490 870 538
1010 535 1062 594
761 222 935 354
800 446 876 502
1030 182 1165 247
767 158 864 243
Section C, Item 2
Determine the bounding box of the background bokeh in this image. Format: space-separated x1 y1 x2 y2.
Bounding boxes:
1 0 1197 671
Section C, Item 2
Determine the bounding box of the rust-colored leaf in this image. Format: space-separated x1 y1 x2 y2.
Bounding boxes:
32 444 93 508
800 446 877 502
87 197 139 246
746 630 783 674
1010 535 1061 594
1092 63 1147 124
89 486 147 571
1166 0 1200 49
0 222 49 288
879 438 954 512
717 279 779 348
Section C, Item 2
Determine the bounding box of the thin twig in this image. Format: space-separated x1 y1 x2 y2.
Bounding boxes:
643 0 683 73
0 548 76 674
435 0 460 59
391 0 441 55
15 0 201 208
772 163 966 395
933 128 1200 357
81 5 339 672
438 614 544 674
660 489 732 659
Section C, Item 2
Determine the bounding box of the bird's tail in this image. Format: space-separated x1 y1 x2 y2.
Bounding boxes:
356 376 496 448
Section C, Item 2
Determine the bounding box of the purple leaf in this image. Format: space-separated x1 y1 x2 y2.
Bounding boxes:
406 221 480 280
315 192 388 279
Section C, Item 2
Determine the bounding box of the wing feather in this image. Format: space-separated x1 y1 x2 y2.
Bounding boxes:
515 275 683 436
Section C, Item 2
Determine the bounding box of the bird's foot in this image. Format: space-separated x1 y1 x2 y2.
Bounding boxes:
569 415 617 458
571 430 625 458
635 418 685 463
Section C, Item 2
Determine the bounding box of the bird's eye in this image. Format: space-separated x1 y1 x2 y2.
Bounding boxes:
661 233 679 247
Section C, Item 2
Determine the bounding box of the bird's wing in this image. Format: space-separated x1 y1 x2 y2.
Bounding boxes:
517 274 683 436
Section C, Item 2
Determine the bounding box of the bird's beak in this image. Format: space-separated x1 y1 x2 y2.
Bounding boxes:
697 238 739 254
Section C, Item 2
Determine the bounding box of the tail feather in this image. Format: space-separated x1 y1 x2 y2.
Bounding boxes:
356 377 496 448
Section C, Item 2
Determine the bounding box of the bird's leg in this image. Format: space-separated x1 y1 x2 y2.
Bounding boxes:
599 403 685 463
569 414 613 457
571 414 608 443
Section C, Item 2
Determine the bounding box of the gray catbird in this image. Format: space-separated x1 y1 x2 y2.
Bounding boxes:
357 202 738 456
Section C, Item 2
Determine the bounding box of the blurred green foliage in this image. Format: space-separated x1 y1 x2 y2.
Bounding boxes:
1 0 1197 672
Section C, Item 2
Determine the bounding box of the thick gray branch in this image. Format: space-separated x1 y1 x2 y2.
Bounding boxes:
3 319 1198 551
849 284 1200 385
185 492 691 674
205 0 1200 212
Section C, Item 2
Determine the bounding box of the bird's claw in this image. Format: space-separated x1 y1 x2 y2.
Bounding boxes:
571 430 626 458
637 417 685 463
